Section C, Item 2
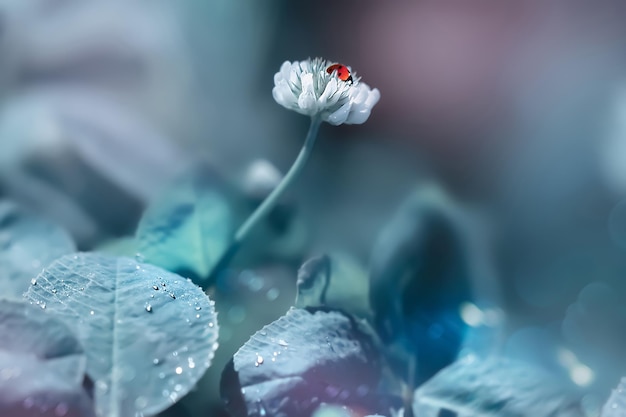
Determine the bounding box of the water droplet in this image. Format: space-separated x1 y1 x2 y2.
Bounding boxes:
195 314 201 319
195 306 202 311
145 304 153 313
30 278 37 286
278 339 288 347
96 381 109 393
266 288 280 301
54 402 68 416
188 358 196 369
175 366 183 375
51 288 57 294
90 310 95 316
161 282 166 287
256 355 264 365
153 358 161 365
271 357 276 362
258 401 267 416
241 388 246 395
174 384 183 392
152 285 159 290
169 293 176 299
208 322 214 327
39 302 46 309
135 396 148 409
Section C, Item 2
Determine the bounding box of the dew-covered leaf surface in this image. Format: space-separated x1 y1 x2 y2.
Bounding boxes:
0 299 94 417
601 378 626 417
25 253 219 417
295 253 371 319
413 356 585 417
221 308 395 417
136 167 233 282
369 184 500 383
0 200 75 301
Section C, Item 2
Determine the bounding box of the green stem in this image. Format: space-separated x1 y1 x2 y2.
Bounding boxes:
235 115 321 242
208 116 322 281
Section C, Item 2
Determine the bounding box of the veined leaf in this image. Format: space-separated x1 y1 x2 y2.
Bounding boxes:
25 253 219 417
221 308 397 417
414 356 584 417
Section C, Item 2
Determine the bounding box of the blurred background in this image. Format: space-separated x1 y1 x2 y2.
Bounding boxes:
3 0 626 414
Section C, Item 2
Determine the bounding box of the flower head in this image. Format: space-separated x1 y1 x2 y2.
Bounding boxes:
272 58 380 125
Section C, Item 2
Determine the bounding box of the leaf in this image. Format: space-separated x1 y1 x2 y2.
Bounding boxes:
369 183 500 383
25 253 219 417
136 166 233 282
601 378 626 417
0 200 75 301
0 299 94 417
0 89 192 245
413 356 585 417
220 308 397 417
296 253 371 319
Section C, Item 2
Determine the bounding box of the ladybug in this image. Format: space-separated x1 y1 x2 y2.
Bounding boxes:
326 63 353 84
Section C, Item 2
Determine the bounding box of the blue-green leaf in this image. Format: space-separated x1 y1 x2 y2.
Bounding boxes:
602 378 626 417
136 168 233 281
296 253 371 319
0 200 75 301
413 356 584 417
0 300 94 416
25 253 219 417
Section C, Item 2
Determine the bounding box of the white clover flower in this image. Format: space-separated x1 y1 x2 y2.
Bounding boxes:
272 58 380 125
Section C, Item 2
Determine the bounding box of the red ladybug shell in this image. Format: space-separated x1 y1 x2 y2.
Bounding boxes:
326 63 353 83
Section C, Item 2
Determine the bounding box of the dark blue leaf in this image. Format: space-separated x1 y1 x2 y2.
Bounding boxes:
369 184 501 384
25 253 219 417
0 200 75 300
0 299 94 417
221 308 398 417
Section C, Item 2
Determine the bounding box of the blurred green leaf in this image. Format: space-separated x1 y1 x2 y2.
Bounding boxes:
136 167 233 282
0 299 94 416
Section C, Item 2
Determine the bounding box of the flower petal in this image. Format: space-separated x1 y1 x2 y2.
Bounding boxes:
325 102 351 125
298 73 318 114
272 58 379 125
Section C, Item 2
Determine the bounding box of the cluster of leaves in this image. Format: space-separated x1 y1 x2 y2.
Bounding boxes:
0 167 620 417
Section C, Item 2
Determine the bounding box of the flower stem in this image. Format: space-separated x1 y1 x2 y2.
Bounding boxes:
208 116 322 282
